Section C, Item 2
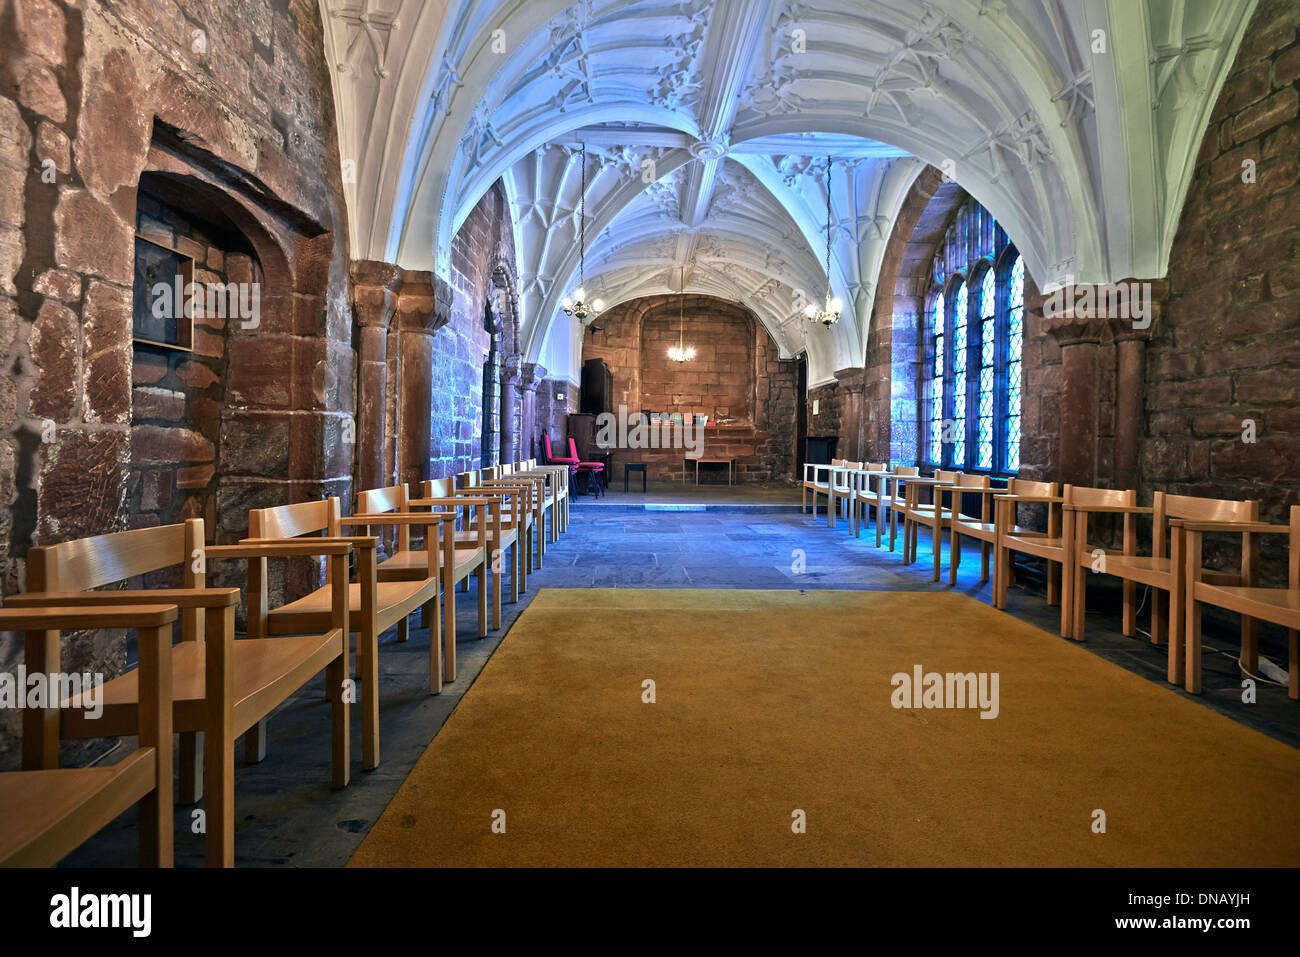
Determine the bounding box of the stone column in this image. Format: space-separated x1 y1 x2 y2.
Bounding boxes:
833 367 867 462
393 271 451 487
520 362 546 460
499 355 522 463
349 261 402 494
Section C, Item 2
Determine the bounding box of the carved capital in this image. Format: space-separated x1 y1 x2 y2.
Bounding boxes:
520 362 547 391
349 260 403 329
393 271 453 334
833 367 867 392
1038 280 1166 345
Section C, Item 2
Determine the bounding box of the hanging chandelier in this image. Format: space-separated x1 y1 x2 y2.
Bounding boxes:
562 142 604 322
667 293 695 363
806 155 842 326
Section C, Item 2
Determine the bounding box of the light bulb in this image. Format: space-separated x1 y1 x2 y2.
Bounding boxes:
804 303 816 318
830 297 843 313
562 296 573 310
592 298 605 312
576 286 586 302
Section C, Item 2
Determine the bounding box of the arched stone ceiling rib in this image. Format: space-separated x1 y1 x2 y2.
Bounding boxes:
320 0 1259 383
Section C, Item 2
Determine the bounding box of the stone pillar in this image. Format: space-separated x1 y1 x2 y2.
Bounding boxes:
392 271 452 487
1114 335 1148 493
349 261 401 494
520 362 546 460
499 355 522 463
834 367 867 462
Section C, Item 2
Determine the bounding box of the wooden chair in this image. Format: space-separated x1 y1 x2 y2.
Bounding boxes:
917 472 992 582
993 479 1072 636
948 476 1010 586
411 478 491 640
488 465 553 565
850 464 889 542
452 469 523 629
826 461 864 529
1071 492 1259 685
884 466 921 551
900 470 960 572
802 458 845 518
11 520 353 866
246 497 441 773
0 605 174 867
1183 507 1296 699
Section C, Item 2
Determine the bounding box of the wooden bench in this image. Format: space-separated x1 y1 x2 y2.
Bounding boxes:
0 605 174 867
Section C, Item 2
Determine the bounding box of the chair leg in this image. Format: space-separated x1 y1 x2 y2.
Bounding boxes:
802 485 807 513
179 732 203 804
1288 629 1298 700
478 557 489 638
995 546 1008 609
1241 614 1259 677
509 541 519 602
1072 561 1087 641
949 527 960 586
875 506 884 548
1151 588 1166 646
931 520 942 581
437 576 452 695
1060 560 1074 639
1046 561 1060 606
397 616 409 643
361 620 380 771
244 719 268 765
980 542 990 583
1122 580 1136 636
1168 578 1184 685
327 648 350 790
1186 594 1202 693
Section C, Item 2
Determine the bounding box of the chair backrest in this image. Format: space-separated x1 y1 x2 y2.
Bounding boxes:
455 470 479 490
501 463 515 475
863 462 886 472
1154 492 1259 559
249 498 341 541
1007 477 1056 498
542 434 556 463
567 438 582 462
952 472 992 519
888 466 920 503
481 466 501 482
27 521 200 593
356 484 406 515
357 484 410 550
1065 485 1135 509
423 477 455 498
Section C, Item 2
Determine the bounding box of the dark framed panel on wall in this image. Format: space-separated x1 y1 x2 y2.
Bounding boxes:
132 233 195 351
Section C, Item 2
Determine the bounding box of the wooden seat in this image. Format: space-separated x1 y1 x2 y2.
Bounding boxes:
1071 492 1259 687
11 520 352 866
993 479 1070 636
849 463 889 541
248 497 442 774
454 469 525 628
0 605 174 867
407 478 491 642
826 461 864 529
1183 508 1299 700
899 470 961 574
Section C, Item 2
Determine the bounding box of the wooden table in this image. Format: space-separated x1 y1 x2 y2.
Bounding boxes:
690 457 735 485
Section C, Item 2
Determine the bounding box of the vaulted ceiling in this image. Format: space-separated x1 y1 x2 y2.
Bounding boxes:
320 0 1257 384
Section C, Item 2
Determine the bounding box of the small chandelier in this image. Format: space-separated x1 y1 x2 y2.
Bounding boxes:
562 142 604 322
806 155 842 326
668 293 695 363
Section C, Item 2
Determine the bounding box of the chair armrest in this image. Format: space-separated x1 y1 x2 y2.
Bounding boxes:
1174 520 1291 534
5 587 239 609
408 496 491 508
1062 504 1152 514
214 540 358 558
0 604 179 630
339 513 455 526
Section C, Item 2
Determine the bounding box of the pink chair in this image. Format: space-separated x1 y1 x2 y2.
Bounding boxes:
543 433 578 467
568 438 605 498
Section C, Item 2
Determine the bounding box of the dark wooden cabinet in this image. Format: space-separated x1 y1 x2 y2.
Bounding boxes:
580 358 613 416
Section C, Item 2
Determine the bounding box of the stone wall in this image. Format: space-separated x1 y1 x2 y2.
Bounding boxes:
0 0 352 768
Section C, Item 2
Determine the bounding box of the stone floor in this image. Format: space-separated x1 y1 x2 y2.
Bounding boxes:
63 494 1300 867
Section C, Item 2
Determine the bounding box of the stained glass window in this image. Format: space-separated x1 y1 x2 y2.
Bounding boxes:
923 197 1022 473
951 281 967 467
1006 254 1024 472
977 269 996 469
927 292 945 464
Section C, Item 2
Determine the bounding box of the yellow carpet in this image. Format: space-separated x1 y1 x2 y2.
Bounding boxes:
349 589 1300 867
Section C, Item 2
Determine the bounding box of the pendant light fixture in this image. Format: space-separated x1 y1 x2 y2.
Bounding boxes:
667 292 695 363
806 155 843 326
562 142 604 322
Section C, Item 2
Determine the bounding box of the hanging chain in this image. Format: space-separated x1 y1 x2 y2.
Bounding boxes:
578 143 586 292
824 155 833 303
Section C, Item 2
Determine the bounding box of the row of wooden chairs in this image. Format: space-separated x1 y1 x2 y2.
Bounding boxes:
805 462 1298 704
0 456 570 867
